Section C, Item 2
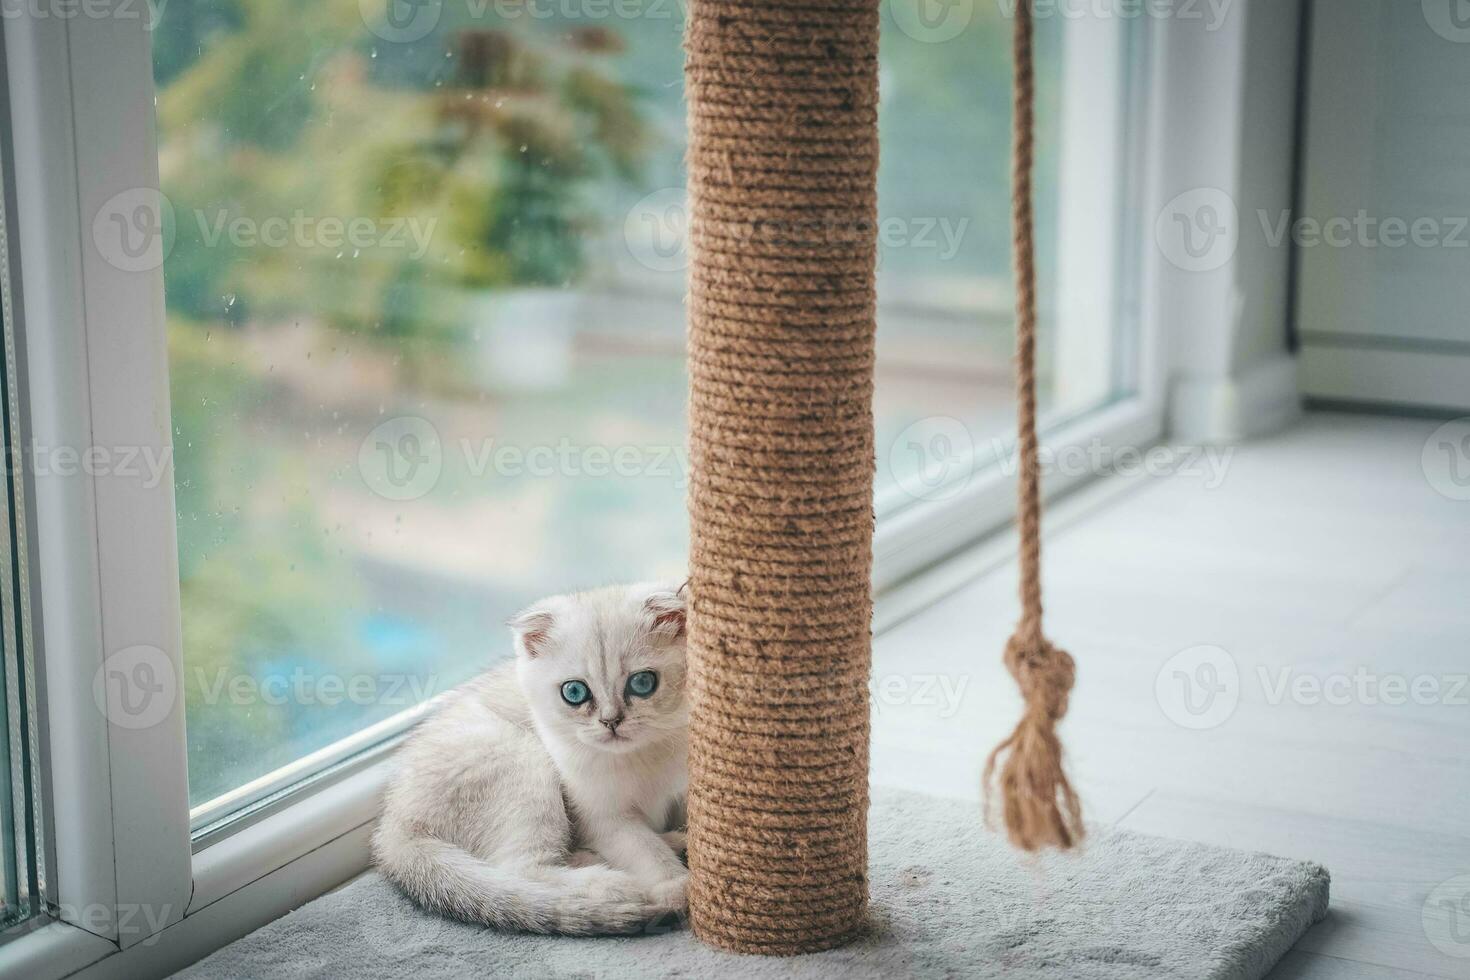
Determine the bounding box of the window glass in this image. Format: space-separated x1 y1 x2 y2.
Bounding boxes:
876 7 1069 502
151 1 1115 811
0 152 44 934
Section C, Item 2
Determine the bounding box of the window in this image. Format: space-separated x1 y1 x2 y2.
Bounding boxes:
152 4 695 818
877 9 1143 514
1 3 1164 969
148 1 1143 827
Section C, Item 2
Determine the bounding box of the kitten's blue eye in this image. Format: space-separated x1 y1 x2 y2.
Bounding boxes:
560 680 591 706
626 670 658 698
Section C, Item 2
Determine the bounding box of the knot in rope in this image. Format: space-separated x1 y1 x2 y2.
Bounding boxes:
1003 632 1075 723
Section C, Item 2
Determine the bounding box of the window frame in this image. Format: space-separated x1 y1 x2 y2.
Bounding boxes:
0 4 1174 976
5 5 192 953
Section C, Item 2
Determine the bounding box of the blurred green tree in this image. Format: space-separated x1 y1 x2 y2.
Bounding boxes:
156 0 651 380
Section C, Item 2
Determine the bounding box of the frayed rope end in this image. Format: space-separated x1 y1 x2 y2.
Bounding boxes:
983 630 1085 852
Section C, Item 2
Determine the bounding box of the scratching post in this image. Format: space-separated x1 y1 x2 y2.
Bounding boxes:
683 0 879 956
982 0 1084 853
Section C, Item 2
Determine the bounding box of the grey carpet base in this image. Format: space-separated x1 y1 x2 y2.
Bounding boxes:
178 790 1329 979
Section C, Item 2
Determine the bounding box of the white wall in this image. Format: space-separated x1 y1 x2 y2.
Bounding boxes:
1152 0 1305 442
1296 0 1470 412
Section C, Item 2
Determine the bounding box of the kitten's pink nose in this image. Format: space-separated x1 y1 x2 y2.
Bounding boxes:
600 714 625 732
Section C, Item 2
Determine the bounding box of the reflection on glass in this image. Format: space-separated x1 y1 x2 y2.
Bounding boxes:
154 1 1086 807
0 179 43 932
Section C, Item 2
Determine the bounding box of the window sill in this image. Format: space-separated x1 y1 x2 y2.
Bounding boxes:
873 395 1162 589
3 764 387 979
188 754 390 914
0 920 115 980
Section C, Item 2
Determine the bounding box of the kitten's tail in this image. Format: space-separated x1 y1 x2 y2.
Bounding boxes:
372 824 676 935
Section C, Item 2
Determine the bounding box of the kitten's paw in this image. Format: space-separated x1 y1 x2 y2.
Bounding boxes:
649 874 688 913
660 829 687 855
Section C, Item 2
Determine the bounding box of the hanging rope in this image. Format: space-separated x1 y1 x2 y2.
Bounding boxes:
682 0 879 956
983 0 1085 853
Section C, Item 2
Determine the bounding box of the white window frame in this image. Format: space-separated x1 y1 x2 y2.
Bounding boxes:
0 4 1178 977
4 4 191 956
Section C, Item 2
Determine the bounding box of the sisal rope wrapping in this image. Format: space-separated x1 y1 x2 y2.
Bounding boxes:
683 0 879 955
982 0 1085 854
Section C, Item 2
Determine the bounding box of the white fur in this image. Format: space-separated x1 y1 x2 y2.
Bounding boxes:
373 582 689 935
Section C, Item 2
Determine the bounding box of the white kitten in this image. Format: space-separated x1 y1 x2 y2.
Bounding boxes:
373 582 690 934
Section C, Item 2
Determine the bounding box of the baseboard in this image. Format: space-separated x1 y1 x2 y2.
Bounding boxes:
1167 353 1303 443
1301 343 1470 414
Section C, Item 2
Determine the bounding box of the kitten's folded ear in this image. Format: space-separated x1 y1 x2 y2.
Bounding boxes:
644 582 687 641
507 604 555 658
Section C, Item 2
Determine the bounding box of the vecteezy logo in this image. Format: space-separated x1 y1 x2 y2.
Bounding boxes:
1423 0 1470 43
890 416 974 501
624 188 689 273
1155 644 1240 730
1155 188 1239 272
92 188 175 273
93 645 177 730
1423 418 1470 501
891 0 973 43
1424 874 1470 958
358 416 443 501
360 0 442 43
